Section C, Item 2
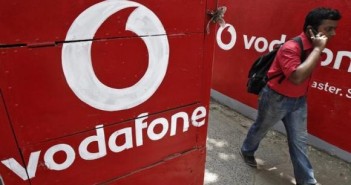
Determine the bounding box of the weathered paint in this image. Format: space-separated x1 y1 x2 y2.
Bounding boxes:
0 0 217 184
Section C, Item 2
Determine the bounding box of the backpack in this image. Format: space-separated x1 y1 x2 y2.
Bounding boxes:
246 36 305 95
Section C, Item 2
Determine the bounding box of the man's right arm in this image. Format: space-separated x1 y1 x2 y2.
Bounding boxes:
288 31 327 85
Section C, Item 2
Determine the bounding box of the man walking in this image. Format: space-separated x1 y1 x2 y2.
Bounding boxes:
240 7 341 185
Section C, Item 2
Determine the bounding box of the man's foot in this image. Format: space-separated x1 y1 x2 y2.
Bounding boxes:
239 150 257 167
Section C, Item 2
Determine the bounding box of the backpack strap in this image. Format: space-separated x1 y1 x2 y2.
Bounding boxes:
293 36 306 62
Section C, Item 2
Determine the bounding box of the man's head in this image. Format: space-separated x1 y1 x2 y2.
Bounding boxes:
303 7 341 39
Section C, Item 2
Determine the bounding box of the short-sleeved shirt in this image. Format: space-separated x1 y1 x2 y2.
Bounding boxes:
267 32 315 97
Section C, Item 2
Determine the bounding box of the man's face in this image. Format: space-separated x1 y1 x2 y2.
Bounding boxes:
317 19 339 40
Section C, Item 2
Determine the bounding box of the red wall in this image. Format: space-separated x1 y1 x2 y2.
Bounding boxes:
212 0 351 153
0 0 216 184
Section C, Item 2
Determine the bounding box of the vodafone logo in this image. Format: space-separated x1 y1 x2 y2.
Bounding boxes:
216 22 351 73
2 3 208 181
216 23 237 50
62 0 169 111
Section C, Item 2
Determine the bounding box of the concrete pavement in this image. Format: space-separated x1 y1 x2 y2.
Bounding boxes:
204 99 351 185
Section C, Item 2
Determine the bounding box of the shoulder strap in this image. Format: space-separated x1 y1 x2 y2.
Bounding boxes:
292 36 306 62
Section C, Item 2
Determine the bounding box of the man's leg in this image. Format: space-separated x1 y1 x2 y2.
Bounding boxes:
283 99 317 185
241 87 286 156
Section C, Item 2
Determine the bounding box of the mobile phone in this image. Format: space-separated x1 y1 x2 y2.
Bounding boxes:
310 28 318 36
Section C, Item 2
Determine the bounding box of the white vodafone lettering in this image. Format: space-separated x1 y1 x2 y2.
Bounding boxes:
243 36 256 50
1 106 207 181
44 144 75 171
331 51 351 72
108 127 133 153
216 22 351 73
321 48 334 66
191 106 207 127
79 125 107 160
216 23 237 50
1 151 40 180
312 48 351 72
62 0 169 111
148 118 169 140
135 113 148 147
243 34 286 52
170 112 189 136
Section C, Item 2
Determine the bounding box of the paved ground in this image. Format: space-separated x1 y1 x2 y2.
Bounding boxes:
204 99 351 185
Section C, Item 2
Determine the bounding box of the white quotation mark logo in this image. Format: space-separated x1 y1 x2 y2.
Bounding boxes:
62 0 169 111
216 23 236 50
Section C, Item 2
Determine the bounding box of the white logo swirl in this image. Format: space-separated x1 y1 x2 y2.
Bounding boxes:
62 0 169 111
216 23 236 50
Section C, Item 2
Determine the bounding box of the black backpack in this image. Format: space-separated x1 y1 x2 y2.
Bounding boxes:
247 37 305 95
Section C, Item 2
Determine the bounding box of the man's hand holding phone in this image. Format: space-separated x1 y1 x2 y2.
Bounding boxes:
309 28 328 51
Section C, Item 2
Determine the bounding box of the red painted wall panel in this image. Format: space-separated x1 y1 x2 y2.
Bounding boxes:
0 93 29 185
0 0 206 45
0 34 206 146
21 104 206 185
110 149 206 185
0 0 216 184
212 0 351 152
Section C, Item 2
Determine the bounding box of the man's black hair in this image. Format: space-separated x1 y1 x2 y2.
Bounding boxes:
303 7 341 31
